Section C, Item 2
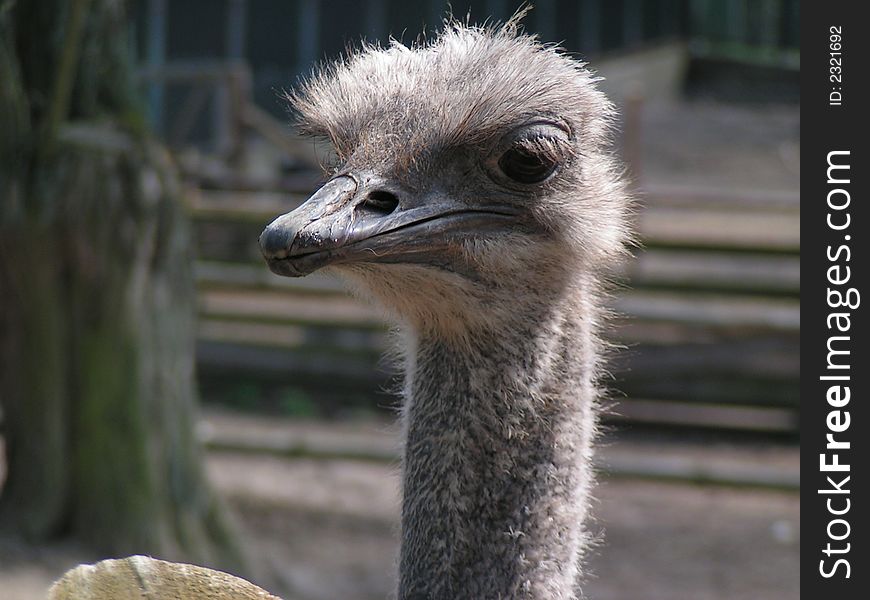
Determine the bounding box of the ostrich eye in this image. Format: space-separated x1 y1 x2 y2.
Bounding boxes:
498 146 558 184
489 122 570 186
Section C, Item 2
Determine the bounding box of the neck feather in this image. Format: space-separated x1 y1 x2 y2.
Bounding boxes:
398 287 601 600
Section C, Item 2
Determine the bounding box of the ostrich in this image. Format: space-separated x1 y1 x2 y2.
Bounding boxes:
259 19 630 600
47 17 630 600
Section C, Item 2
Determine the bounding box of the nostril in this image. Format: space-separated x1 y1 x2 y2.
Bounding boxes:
361 190 400 215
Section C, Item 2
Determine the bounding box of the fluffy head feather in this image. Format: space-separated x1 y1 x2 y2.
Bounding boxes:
285 19 631 337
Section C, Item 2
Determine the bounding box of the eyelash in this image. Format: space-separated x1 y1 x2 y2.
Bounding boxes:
513 136 571 163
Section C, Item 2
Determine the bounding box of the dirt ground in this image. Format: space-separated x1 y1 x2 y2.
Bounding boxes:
0 447 799 600
219 452 799 600
1 405 800 600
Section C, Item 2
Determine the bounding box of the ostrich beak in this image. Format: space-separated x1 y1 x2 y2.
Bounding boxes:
259 174 521 277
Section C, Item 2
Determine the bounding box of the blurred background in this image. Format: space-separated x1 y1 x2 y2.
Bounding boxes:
1 1 798 599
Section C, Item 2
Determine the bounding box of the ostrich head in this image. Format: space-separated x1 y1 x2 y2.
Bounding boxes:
261 20 632 598
260 21 629 336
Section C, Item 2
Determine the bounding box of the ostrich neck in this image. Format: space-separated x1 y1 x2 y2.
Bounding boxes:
398 294 599 600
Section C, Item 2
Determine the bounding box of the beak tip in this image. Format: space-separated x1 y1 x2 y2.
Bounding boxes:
259 223 292 261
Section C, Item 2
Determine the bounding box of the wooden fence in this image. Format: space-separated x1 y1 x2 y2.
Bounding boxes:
152 49 799 437
138 0 799 148
187 174 799 436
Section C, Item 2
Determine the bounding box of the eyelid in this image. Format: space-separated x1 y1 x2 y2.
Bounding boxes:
480 120 574 187
513 119 571 139
515 135 564 155
499 121 572 153
510 131 575 166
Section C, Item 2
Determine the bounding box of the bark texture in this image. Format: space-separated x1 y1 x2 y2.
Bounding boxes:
0 0 243 572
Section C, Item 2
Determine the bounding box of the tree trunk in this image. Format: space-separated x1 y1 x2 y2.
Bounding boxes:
0 0 244 572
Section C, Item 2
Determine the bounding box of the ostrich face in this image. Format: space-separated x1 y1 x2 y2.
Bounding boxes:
260 24 628 328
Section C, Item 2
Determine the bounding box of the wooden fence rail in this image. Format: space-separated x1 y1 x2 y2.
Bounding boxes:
186 179 799 435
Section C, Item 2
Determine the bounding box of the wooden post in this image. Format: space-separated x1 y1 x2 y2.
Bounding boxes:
580 0 601 55
146 0 167 136
622 85 645 186
297 0 320 74
227 62 252 166
365 0 387 41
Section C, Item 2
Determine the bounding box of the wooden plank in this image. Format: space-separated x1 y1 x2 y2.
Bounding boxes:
196 341 386 382
640 206 800 252
196 260 348 295
186 187 307 222
198 288 386 329
202 428 396 464
198 318 388 355
613 290 800 332
600 451 799 490
606 398 797 433
240 104 322 168
610 337 799 381
199 319 306 348
626 250 799 294
610 318 789 345
642 182 799 210
180 161 322 194
137 59 246 83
